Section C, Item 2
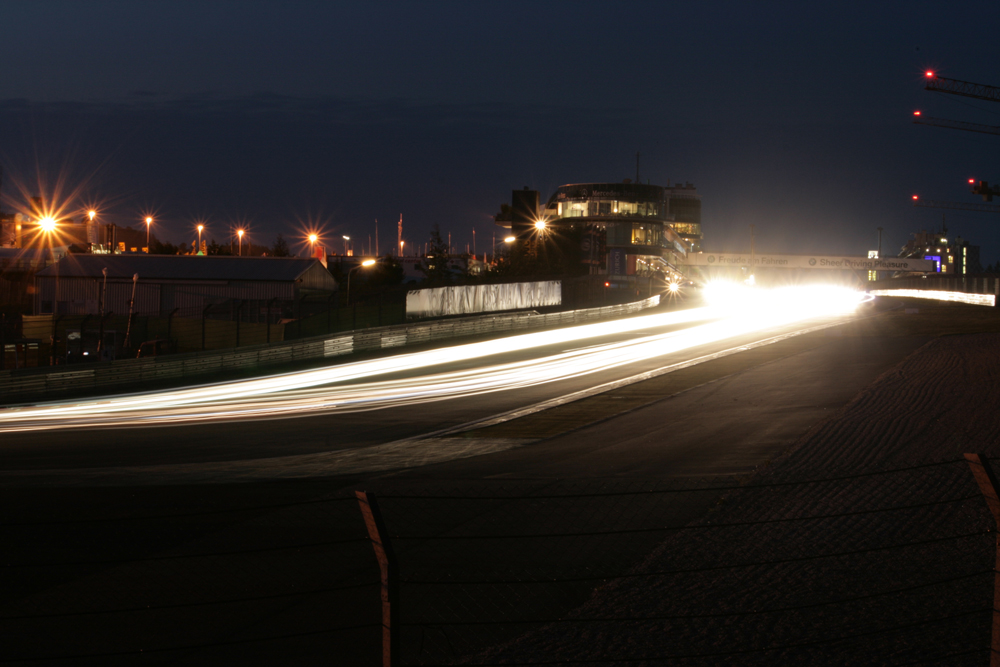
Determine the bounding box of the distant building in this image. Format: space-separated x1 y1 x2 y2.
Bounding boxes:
498 180 702 278
899 229 981 276
33 255 339 320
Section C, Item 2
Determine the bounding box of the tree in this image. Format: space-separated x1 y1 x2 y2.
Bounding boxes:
367 254 405 288
149 235 181 255
272 234 290 257
415 224 455 284
206 239 231 256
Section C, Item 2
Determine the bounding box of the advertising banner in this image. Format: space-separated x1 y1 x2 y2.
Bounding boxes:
406 281 562 318
608 248 626 277
681 253 937 273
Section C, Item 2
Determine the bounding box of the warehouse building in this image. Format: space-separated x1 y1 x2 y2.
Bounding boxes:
33 254 338 322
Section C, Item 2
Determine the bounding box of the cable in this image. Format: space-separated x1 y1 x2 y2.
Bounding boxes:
404 568 992 626
0 494 357 527
443 608 988 665
381 459 967 500
0 580 375 621
0 622 380 663
390 494 979 540
3 535 368 569
405 529 991 585
889 647 991 666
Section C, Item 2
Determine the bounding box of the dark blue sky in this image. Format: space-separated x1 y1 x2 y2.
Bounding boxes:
2 1 999 263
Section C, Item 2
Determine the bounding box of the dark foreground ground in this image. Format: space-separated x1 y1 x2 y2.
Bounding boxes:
3 299 1000 666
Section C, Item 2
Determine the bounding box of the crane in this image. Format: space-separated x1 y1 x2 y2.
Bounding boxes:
911 111 1000 137
910 71 1000 213
912 197 1000 213
924 71 1000 102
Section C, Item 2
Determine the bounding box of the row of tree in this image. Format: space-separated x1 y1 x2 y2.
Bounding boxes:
148 234 293 257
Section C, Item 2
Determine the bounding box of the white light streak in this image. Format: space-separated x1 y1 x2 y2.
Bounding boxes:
0 285 867 432
869 289 995 307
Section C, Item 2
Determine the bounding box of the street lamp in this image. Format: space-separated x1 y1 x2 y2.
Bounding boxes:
197 224 204 254
237 229 244 256
343 235 350 255
346 259 377 306
145 216 152 253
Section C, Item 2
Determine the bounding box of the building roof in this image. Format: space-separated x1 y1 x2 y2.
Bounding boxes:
0 248 55 261
36 254 333 284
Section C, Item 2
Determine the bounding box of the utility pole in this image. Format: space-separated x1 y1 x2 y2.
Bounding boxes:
748 224 756 285
375 219 379 257
397 215 402 257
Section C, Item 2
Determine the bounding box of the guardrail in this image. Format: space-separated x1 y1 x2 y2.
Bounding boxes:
0 295 661 404
869 275 1000 296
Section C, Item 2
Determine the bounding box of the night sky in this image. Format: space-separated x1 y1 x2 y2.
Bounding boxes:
2 1 999 264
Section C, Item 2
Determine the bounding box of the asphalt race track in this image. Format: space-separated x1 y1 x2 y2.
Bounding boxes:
2 294 963 666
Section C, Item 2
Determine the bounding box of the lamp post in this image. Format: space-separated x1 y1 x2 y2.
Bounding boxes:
87 210 98 251
308 233 318 259
343 235 350 256
197 224 204 255
145 217 152 253
346 259 377 306
237 229 244 256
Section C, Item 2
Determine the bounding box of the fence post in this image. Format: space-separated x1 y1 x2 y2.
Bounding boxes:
167 308 179 346
267 298 278 344
202 304 212 350
965 453 1000 666
235 301 244 348
355 491 399 667
78 314 92 361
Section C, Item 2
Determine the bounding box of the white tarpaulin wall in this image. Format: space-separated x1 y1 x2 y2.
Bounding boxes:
406 281 562 318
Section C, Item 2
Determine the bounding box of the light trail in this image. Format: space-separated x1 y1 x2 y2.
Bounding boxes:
0 285 868 432
869 288 996 307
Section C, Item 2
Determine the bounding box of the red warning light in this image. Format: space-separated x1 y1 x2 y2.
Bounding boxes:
969 178 975 184
925 71 935 78
604 282 610 287
912 195 919 200
913 110 921 116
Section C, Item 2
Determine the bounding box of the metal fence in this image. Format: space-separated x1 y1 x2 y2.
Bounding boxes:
3 455 997 666
0 295 661 403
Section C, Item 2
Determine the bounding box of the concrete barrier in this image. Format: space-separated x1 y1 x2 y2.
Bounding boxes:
0 295 661 403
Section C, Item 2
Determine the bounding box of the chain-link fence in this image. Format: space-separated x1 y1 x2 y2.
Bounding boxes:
3 457 997 666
